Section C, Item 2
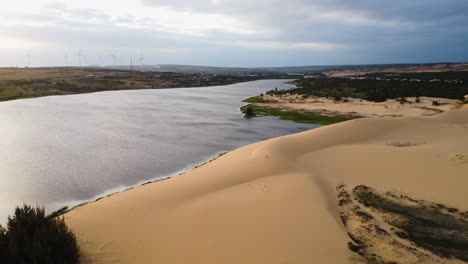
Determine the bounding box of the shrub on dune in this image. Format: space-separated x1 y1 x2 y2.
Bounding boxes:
0 205 80 264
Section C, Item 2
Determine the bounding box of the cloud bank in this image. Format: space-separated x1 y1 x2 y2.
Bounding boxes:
0 0 467 67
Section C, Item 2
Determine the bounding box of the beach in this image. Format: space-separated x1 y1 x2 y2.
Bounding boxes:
65 105 468 264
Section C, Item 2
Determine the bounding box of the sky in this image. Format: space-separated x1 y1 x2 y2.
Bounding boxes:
0 0 467 67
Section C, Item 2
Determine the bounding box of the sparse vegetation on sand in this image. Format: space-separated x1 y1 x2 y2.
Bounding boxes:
287 71 468 102
240 99 358 125
241 70 468 122
337 184 468 263
0 205 79 264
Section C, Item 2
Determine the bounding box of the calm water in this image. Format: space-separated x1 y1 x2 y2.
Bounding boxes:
0 80 320 221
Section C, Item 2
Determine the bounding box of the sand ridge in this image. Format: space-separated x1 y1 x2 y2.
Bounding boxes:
65 107 468 264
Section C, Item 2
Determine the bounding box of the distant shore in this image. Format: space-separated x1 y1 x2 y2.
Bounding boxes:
0 67 288 102
65 105 468 264
240 94 463 124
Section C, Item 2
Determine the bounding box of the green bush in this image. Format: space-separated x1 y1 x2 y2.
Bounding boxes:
244 106 255 118
432 100 440 106
0 205 80 264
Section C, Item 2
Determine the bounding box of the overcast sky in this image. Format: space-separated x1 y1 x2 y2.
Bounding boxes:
0 0 467 67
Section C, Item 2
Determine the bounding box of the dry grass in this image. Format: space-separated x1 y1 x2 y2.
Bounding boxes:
0 68 96 81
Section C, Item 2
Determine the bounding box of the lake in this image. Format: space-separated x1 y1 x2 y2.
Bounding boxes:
0 79 320 221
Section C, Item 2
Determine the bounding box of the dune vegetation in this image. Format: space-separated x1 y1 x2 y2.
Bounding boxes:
0 205 79 264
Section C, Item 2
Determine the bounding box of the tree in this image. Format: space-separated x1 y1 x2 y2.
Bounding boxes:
244 106 255 118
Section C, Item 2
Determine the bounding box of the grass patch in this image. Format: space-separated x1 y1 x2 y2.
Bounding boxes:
241 104 358 125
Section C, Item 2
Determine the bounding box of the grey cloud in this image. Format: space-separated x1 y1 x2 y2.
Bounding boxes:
0 0 467 67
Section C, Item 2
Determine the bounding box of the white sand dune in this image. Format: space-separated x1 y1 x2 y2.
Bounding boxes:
65 106 468 264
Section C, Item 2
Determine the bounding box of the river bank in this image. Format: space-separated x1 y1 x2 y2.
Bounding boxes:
240 94 463 125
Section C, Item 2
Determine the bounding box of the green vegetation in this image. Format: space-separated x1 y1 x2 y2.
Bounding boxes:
244 106 255 118
286 71 468 102
353 186 468 261
242 96 266 103
362 70 468 82
0 205 79 264
241 103 358 125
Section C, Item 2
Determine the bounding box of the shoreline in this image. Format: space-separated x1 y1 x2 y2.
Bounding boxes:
65 106 468 264
0 67 293 103
59 150 230 216
0 79 283 104
241 94 463 123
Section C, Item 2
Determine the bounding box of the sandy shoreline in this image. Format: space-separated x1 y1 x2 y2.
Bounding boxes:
62 150 230 216
65 106 468 264
257 94 461 118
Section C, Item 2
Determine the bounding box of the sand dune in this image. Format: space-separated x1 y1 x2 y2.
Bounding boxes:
65 107 468 264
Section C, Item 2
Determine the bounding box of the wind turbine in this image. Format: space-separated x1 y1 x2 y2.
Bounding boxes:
75 50 82 67
111 52 118 66
130 57 134 71
138 52 144 71
83 55 87 67
26 50 31 68
64 53 69 67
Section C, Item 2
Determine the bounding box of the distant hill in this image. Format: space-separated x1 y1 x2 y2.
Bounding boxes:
100 63 467 74
102 64 339 74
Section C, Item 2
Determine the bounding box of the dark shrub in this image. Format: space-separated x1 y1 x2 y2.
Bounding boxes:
396 97 408 104
415 97 421 103
0 225 6 260
432 100 440 106
0 205 80 264
244 106 255 118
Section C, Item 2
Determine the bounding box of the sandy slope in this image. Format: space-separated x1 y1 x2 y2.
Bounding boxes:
65 107 468 264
